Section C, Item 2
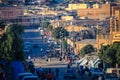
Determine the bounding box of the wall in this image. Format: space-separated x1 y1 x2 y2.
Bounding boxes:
77 4 110 19
65 25 90 32
61 16 73 21
0 6 23 19
66 3 88 11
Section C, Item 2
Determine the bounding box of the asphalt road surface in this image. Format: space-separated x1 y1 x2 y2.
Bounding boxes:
22 26 47 58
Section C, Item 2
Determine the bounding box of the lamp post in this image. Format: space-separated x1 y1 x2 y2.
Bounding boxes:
60 30 63 57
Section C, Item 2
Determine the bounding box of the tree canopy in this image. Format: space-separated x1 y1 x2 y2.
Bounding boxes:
52 27 69 39
0 19 6 30
0 24 24 61
80 44 95 54
98 43 120 67
40 21 50 29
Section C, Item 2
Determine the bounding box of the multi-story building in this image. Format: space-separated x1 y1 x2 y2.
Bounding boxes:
65 3 88 11
97 5 120 49
65 25 90 32
0 4 23 19
1 0 24 4
61 16 73 21
67 5 120 55
77 3 111 19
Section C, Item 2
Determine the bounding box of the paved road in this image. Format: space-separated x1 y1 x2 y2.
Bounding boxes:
22 26 92 80
22 27 47 58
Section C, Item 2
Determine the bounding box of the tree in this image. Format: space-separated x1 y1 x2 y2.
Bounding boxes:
0 19 6 30
0 24 24 61
40 21 50 29
52 27 69 39
80 44 95 55
98 43 120 67
48 24 53 32
62 39 67 50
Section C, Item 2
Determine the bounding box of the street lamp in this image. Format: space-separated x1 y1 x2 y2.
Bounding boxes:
60 27 64 57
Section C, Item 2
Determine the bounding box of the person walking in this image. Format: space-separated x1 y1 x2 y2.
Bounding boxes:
55 68 59 80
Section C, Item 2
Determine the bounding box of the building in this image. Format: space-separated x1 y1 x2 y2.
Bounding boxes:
77 3 111 19
67 5 120 55
65 3 88 11
1 0 24 5
61 16 73 21
97 5 120 50
0 4 23 20
65 25 91 32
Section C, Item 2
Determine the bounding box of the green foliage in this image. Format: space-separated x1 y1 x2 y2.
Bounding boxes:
0 24 24 61
0 19 6 29
48 24 53 31
52 27 69 39
62 39 67 50
40 21 50 29
80 44 95 54
98 43 120 67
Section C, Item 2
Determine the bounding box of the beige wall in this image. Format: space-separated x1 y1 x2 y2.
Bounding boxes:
62 16 73 21
77 4 110 19
66 3 88 10
65 25 91 32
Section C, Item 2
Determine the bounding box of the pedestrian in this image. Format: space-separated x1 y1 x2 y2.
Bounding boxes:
55 68 59 80
41 71 45 80
67 64 70 69
98 75 104 80
81 69 85 79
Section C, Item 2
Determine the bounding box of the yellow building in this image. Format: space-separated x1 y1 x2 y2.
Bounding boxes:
97 5 120 50
67 5 120 55
65 3 88 11
67 38 97 55
65 25 91 32
93 3 99 8
61 16 73 21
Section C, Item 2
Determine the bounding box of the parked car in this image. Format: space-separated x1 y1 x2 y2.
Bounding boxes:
33 44 39 48
106 68 120 78
23 47 30 54
90 68 104 77
105 73 119 80
24 42 32 49
22 76 40 80
64 69 76 79
17 72 33 80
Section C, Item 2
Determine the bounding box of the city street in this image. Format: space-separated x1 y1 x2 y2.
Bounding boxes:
22 26 92 80
22 26 47 58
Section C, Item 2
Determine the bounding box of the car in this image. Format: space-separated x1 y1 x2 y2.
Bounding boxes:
105 73 119 80
17 72 33 80
22 76 40 80
90 68 104 77
23 47 30 54
64 69 76 79
33 44 39 48
24 42 32 49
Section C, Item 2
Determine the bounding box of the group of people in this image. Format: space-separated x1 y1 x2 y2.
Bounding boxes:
36 68 59 80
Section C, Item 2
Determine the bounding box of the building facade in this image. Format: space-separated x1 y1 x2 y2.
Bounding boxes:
65 3 88 11
97 5 120 50
0 5 23 19
77 3 111 19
